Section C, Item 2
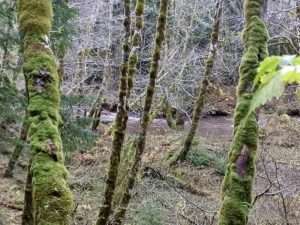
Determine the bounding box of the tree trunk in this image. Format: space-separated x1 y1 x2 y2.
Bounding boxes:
4 119 28 178
111 0 168 224
170 0 223 164
90 87 104 130
217 0 268 224
95 0 138 224
18 0 74 224
21 160 33 225
296 0 300 52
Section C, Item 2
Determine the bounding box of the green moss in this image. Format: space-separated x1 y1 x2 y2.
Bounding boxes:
187 146 227 175
218 0 268 224
125 0 145 99
31 153 74 224
18 0 53 34
219 196 250 225
111 1 168 224
19 0 74 224
135 0 145 29
95 0 136 223
112 138 136 209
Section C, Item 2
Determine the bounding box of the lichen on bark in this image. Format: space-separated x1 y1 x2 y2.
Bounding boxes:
18 0 74 224
218 0 268 225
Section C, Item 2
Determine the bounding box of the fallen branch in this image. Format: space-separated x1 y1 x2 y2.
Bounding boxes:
142 166 210 198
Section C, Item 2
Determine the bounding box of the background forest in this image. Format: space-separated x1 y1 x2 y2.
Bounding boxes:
0 0 300 225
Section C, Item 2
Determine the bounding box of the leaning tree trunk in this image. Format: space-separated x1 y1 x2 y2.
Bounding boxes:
22 160 33 225
125 0 144 100
90 87 104 130
4 119 28 178
217 0 268 224
95 0 145 224
111 1 168 224
170 0 223 164
18 0 74 224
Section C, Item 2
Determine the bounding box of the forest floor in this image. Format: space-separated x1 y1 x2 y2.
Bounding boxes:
0 112 300 225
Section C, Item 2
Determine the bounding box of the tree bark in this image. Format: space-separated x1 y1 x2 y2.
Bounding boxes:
21 160 33 225
217 0 268 224
111 0 168 224
18 0 74 224
95 0 139 224
170 0 223 164
90 87 104 130
4 119 28 178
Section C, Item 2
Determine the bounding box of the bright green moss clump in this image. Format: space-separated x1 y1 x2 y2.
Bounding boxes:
31 154 73 224
218 0 268 225
18 0 74 224
18 0 53 34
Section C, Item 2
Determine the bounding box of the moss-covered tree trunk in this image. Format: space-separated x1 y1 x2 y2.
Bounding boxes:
162 97 176 128
89 87 104 130
170 0 222 164
217 0 268 224
110 1 168 224
125 1 144 99
95 0 143 224
18 0 74 224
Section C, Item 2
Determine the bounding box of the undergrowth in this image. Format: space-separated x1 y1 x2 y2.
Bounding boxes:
187 143 227 175
60 95 97 157
133 200 163 225
0 77 26 151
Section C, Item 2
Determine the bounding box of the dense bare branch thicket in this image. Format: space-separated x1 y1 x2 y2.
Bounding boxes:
170 0 223 164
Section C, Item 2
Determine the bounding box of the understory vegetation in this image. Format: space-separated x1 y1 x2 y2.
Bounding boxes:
1 0 300 225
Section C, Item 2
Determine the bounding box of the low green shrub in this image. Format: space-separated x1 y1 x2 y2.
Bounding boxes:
187 145 227 175
133 201 163 225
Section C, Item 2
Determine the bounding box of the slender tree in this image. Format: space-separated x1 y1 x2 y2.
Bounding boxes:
89 86 105 130
217 0 268 224
126 1 144 99
0 0 18 71
170 0 223 164
22 160 33 225
111 0 169 224
2 0 25 178
3 119 28 177
18 0 74 224
95 0 145 224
